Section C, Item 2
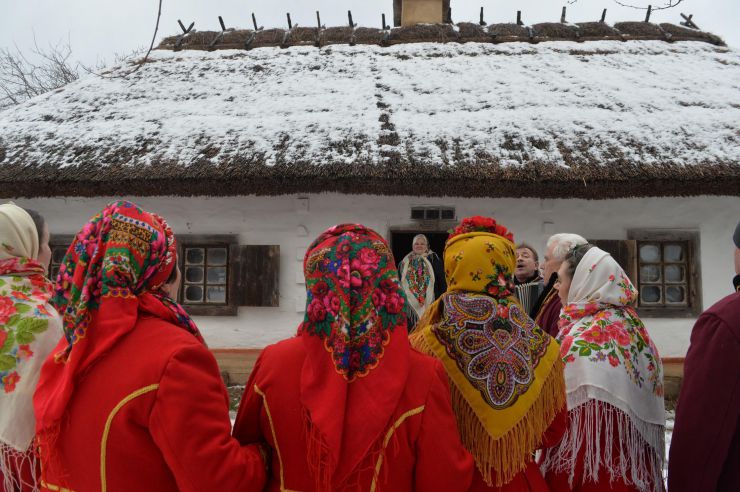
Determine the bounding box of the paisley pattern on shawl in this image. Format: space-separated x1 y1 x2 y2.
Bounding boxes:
436 292 550 410
410 217 565 487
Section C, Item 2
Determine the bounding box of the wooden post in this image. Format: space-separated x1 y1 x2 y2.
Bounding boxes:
517 11 523 26
252 13 259 31
218 16 226 31
600 9 607 23
645 5 652 23
479 7 486 26
680 13 699 29
382 13 389 30
348 10 355 28
316 11 321 29
287 13 293 29
561 6 567 23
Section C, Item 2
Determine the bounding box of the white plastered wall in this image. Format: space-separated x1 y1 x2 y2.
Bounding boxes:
13 194 739 357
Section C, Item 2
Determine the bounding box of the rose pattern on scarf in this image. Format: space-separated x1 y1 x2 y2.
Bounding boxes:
0 258 52 394
435 292 549 409
558 273 663 397
301 225 406 381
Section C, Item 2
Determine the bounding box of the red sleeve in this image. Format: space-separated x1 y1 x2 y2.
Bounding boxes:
149 344 266 492
541 405 569 449
668 312 740 492
232 352 265 444
414 361 474 491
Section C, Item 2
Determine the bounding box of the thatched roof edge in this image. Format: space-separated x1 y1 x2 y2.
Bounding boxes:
157 22 725 52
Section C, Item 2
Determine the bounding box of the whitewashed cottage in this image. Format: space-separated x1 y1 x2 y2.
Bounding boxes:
1 0 739 394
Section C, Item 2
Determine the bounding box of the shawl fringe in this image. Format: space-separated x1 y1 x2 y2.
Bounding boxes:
411 329 567 487
541 396 665 492
1 442 39 492
303 407 398 492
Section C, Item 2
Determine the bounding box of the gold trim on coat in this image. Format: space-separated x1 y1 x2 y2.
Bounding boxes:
370 405 426 492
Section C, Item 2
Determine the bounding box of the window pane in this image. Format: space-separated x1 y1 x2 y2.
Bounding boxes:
207 267 227 284
441 209 455 220
666 286 686 304
641 285 662 304
186 248 204 265
664 244 685 262
208 248 227 266
640 265 661 283
185 285 203 302
207 286 226 303
185 267 204 283
52 247 67 264
665 265 685 283
425 209 440 220
639 244 660 263
411 208 424 220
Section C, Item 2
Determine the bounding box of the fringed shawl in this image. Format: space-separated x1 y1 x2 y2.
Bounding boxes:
410 223 565 487
541 247 665 491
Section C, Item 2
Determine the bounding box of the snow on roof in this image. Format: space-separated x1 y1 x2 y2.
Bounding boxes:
0 25 738 199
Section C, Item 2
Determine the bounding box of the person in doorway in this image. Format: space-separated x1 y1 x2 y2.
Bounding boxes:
410 216 568 491
514 242 544 316
541 244 665 492
399 233 446 318
33 200 266 492
0 204 62 492
233 224 473 492
668 221 740 492
531 234 587 338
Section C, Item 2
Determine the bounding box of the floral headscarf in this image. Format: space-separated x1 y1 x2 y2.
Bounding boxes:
34 201 202 434
542 247 664 491
0 203 62 455
410 217 565 486
299 224 410 488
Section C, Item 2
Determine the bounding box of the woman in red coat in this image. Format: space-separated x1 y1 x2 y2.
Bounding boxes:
233 224 474 491
410 216 568 492
33 201 266 492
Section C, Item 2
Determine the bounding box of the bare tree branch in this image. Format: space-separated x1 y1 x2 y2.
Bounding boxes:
612 0 685 10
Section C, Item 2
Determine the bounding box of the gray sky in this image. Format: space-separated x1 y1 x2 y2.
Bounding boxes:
1 0 737 67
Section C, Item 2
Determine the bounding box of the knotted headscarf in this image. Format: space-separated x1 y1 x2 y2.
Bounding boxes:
542 247 664 490
411 216 565 486
299 224 410 489
0 203 62 456
34 201 202 438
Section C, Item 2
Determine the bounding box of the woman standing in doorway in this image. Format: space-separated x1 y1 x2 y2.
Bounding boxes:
399 234 446 319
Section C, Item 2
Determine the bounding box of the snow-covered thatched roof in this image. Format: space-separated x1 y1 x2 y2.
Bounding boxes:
0 22 738 199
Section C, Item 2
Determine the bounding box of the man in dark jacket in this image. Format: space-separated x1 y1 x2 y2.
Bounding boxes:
530 233 586 337
668 221 740 492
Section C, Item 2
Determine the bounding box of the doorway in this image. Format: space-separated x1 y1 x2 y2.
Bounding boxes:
389 229 450 267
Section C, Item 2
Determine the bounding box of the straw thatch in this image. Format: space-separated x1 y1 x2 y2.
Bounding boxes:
1 23 737 199
158 21 725 52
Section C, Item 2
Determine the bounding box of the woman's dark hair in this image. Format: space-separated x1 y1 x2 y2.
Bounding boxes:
22 208 45 244
562 243 594 279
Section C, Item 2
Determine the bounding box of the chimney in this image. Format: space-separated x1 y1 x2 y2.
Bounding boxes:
393 0 450 27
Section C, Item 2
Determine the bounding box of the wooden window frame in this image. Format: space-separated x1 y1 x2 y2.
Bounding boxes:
628 230 702 318
177 235 240 316
49 234 75 280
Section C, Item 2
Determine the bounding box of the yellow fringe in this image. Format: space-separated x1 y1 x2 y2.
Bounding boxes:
411 330 566 488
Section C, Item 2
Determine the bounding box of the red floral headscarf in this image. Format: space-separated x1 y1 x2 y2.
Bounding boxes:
35 201 202 434
299 224 410 488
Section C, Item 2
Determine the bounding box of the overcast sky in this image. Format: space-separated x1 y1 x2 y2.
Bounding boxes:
1 0 737 67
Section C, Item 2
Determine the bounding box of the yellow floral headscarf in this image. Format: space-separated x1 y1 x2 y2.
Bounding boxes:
411 218 565 487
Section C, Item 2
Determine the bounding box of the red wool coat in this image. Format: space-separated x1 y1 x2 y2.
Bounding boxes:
34 307 266 492
535 288 563 339
233 337 474 492
668 291 740 492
